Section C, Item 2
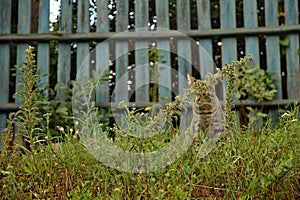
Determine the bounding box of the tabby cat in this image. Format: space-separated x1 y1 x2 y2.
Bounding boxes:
187 74 224 141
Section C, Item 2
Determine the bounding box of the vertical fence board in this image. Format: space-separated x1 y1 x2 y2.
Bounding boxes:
96 0 110 103
16 0 31 101
57 0 72 100
265 0 282 122
156 0 171 103
220 0 237 100
220 0 237 66
285 0 299 100
243 0 259 65
220 0 237 124
37 0 50 95
197 0 213 77
177 0 192 96
243 0 262 129
77 0 90 78
0 1 11 139
135 0 149 102
115 0 129 102
265 0 282 99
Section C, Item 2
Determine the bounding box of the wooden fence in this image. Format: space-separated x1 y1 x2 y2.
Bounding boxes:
0 0 299 134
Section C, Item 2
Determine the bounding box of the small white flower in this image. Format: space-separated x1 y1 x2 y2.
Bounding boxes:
281 113 291 118
57 126 64 132
291 119 298 122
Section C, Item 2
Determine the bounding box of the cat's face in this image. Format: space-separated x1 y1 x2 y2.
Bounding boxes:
187 74 211 102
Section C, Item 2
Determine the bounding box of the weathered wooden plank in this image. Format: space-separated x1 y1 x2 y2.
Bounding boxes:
0 0 11 141
197 0 213 77
265 0 282 99
220 0 237 99
265 0 282 123
96 0 110 103
37 0 50 95
16 0 31 102
57 0 72 100
177 0 192 96
77 0 90 78
115 0 129 103
1 25 300 41
243 0 259 65
285 0 299 100
135 0 149 102
243 0 262 130
156 0 171 103
220 0 237 65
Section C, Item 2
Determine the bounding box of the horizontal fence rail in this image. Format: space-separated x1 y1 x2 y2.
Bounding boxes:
0 25 299 42
0 0 299 136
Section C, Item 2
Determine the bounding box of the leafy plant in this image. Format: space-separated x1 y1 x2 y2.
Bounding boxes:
1 105 299 199
234 61 277 102
219 55 278 129
11 46 43 151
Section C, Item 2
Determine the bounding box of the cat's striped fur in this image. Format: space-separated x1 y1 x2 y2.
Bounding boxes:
187 74 224 141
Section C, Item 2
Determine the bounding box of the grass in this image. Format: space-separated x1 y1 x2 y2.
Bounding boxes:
1 114 299 199
0 47 299 199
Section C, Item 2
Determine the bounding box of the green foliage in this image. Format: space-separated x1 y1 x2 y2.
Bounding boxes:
219 55 277 128
234 62 277 102
1 109 299 199
11 46 43 150
1 46 298 199
280 36 290 56
280 36 290 47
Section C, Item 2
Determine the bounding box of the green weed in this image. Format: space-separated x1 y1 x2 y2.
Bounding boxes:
0 49 299 199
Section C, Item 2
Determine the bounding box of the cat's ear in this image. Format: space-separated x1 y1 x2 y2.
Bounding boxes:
187 74 196 86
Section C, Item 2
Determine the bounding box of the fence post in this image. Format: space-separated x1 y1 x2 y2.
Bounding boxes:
77 0 90 78
285 0 300 100
156 0 172 104
57 0 72 100
37 0 50 96
197 0 214 77
244 0 263 130
16 0 31 101
96 0 110 103
265 0 282 123
177 0 192 96
135 0 149 102
220 0 237 72
115 0 129 103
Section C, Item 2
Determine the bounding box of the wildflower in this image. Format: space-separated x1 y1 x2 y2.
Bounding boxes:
8 112 15 119
291 119 298 123
57 126 64 132
281 113 291 119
